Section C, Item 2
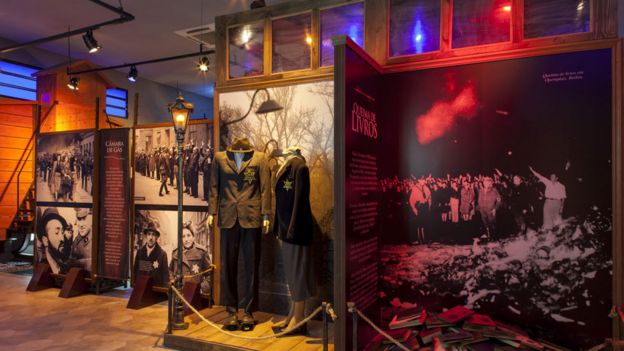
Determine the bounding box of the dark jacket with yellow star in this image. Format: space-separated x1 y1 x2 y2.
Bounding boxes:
133 243 169 287
273 156 314 246
169 244 212 293
208 150 271 229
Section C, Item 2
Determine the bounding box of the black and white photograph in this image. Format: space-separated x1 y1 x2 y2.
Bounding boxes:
133 209 212 293
35 206 93 275
134 124 213 206
376 49 612 349
220 81 335 313
36 132 95 203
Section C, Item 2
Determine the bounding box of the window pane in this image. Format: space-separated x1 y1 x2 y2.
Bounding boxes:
272 13 312 73
229 22 264 79
0 60 38 101
320 3 364 66
390 0 441 56
452 0 511 49
106 88 128 118
524 0 589 39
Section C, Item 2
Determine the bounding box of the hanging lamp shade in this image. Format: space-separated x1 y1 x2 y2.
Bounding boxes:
256 99 283 114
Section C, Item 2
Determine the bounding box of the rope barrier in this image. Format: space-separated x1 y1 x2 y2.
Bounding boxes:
168 264 216 286
171 285 325 340
325 303 338 321
183 264 216 279
349 304 411 351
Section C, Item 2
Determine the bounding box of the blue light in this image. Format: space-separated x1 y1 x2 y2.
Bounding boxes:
348 24 360 45
413 19 424 54
106 88 128 118
0 60 38 101
205 85 214 98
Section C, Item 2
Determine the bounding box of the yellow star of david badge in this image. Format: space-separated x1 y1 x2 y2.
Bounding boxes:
152 261 159 269
192 264 200 274
243 168 256 184
283 179 293 191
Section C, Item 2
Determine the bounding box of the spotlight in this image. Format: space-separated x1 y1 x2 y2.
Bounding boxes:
198 57 210 72
250 0 266 9
67 76 79 90
82 30 101 53
128 65 138 82
305 35 313 45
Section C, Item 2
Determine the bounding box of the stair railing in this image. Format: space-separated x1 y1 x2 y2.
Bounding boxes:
0 101 57 213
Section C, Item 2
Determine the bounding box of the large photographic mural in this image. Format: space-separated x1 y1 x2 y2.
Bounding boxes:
377 49 612 349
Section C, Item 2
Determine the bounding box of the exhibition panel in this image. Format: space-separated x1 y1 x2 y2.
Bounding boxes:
334 36 616 350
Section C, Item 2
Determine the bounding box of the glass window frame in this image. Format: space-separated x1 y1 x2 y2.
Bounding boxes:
386 0 596 63
521 0 592 41
0 59 39 101
105 87 128 119
319 1 366 67
388 0 443 59
449 0 513 50
226 20 266 81
270 11 315 75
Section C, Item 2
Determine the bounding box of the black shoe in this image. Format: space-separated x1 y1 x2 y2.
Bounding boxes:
240 313 255 332
223 312 238 331
271 325 286 334
159 193 164 197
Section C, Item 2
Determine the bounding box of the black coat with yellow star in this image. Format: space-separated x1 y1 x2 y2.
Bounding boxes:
273 156 314 246
133 243 169 287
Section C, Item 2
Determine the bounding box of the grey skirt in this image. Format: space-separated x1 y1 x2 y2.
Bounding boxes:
280 240 316 301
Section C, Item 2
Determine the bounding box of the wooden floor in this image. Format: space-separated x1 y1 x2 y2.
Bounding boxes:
0 272 169 350
0 272 334 351
165 306 334 351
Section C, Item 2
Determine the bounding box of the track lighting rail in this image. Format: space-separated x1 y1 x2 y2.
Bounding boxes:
0 0 135 54
67 50 215 76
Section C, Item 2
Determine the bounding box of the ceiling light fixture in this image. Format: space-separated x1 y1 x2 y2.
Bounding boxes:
67 76 80 90
128 65 138 82
250 0 266 9
198 57 210 72
82 30 101 53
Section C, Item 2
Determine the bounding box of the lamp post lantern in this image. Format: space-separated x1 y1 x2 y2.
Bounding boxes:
168 92 194 330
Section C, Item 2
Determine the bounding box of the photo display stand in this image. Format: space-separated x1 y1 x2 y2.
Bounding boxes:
334 35 617 350
96 128 132 290
129 121 214 310
31 128 98 296
334 35 385 350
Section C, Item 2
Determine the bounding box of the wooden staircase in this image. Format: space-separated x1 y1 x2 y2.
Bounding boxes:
0 99 43 260
6 183 36 256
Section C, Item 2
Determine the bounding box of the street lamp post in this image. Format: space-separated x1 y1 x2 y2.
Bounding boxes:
168 92 194 330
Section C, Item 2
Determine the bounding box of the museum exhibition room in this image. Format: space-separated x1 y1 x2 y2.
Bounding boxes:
0 0 623 350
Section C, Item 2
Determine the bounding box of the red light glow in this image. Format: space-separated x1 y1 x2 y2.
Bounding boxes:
415 83 478 145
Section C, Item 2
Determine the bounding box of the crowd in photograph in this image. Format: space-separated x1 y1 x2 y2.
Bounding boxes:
37 150 93 201
135 141 213 199
380 166 568 243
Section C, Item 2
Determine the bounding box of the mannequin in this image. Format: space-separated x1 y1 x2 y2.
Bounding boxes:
272 146 316 335
207 137 270 331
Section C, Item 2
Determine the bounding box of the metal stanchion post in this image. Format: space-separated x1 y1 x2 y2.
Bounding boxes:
348 302 357 351
167 286 173 334
322 302 328 351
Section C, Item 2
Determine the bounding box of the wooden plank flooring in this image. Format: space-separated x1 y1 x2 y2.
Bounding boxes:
167 307 334 351
0 271 334 351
